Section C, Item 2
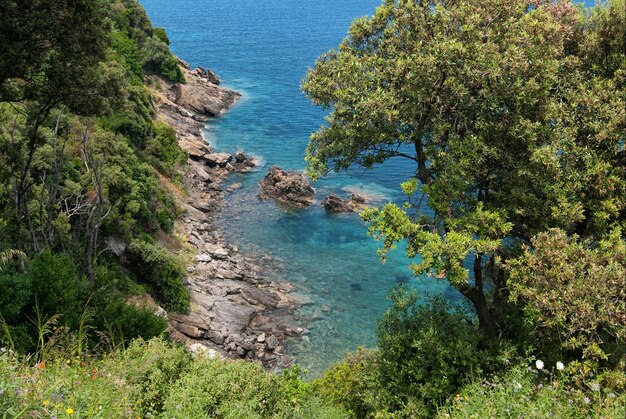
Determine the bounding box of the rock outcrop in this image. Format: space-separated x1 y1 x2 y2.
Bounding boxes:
151 62 300 370
258 166 315 208
150 65 240 157
322 193 368 213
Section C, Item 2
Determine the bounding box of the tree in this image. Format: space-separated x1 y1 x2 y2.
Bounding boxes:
0 0 124 252
302 0 625 337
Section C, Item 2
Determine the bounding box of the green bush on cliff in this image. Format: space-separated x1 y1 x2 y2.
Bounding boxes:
127 239 189 313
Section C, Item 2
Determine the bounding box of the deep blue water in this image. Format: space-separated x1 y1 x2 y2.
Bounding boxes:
141 0 596 373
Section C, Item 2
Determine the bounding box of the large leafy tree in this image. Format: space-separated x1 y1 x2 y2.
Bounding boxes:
303 0 625 338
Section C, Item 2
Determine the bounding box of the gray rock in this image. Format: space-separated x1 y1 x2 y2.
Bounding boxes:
206 69 221 85
266 334 279 350
204 152 233 167
212 300 256 332
258 166 315 208
322 193 353 213
195 254 212 263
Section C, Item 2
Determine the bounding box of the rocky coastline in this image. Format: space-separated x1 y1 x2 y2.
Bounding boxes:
150 60 306 370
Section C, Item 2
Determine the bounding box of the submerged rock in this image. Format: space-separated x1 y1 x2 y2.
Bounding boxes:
258 166 315 208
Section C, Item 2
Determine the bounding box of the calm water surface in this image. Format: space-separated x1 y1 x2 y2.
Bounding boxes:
141 0 593 373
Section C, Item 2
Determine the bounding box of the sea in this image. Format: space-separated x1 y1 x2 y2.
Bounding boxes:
141 0 597 374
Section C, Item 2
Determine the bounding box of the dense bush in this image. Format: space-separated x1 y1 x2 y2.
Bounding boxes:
145 120 187 177
314 289 510 418
376 289 505 416
127 239 189 312
313 348 387 417
142 36 185 83
0 253 168 353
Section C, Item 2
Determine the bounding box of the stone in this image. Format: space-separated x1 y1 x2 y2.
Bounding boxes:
258 166 315 207
105 237 127 257
322 193 353 213
154 306 168 319
179 324 201 338
204 152 233 167
266 334 279 350
351 193 367 204
211 300 256 332
257 332 266 343
195 254 212 263
234 151 247 162
206 69 221 85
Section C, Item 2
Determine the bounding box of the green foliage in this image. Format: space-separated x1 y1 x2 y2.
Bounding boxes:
127 239 189 312
143 37 185 83
313 290 511 418
146 120 187 177
110 29 144 81
303 0 625 342
153 27 171 45
439 364 626 419
313 348 387 418
108 0 185 83
27 250 88 333
0 338 349 418
376 289 507 416
0 0 185 359
120 338 192 413
508 228 626 366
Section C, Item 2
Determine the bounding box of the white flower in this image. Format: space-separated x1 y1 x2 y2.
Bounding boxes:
535 360 544 370
556 361 565 371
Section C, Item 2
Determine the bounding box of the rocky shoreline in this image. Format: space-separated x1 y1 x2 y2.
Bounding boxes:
150 60 306 370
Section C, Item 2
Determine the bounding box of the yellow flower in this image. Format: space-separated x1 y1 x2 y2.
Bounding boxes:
42 400 50 406
66 407 74 415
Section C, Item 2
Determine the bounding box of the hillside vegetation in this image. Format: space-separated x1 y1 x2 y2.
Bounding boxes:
1 0 625 418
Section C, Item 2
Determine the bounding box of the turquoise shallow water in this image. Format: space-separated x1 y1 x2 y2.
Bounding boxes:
141 0 594 373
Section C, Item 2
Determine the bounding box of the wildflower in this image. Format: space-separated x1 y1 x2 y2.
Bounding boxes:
589 383 600 392
535 360 544 370
66 407 74 414
556 361 565 371
43 400 50 406
584 397 591 404
35 362 45 369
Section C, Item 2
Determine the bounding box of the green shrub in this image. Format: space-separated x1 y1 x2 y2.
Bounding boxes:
153 27 170 45
145 120 186 176
127 239 189 312
162 356 278 418
118 338 191 413
142 36 185 83
313 348 387 418
439 364 626 418
27 251 88 333
376 288 503 416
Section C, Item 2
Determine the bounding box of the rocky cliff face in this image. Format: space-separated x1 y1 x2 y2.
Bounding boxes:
150 61 302 370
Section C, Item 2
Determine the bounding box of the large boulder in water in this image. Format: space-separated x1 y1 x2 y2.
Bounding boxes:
258 166 315 208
